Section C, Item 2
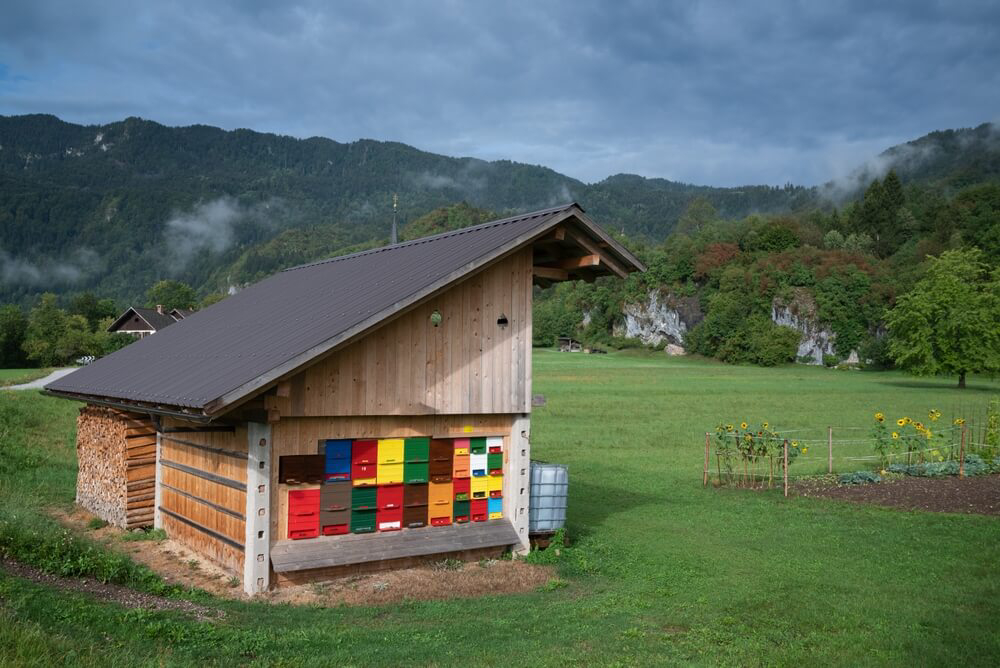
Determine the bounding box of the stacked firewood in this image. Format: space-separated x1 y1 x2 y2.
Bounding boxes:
76 405 156 528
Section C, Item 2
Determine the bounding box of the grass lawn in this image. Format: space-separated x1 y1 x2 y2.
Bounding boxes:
1 352 999 666
0 368 52 387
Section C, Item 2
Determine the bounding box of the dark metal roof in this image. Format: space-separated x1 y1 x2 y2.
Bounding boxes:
107 306 179 332
47 203 642 416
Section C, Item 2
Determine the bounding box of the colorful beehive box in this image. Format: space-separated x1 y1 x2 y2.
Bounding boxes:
470 498 488 522
377 438 404 484
428 480 453 526
287 488 320 539
486 436 503 453
350 508 376 533
488 497 503 520
377 506 403 531
470 452 488 477
351 485 377 511
453 438 470 455
319 481 351 535
403 483 428 529
403 437 429 483
429 439 453 483
487 452 503 475
452 476 470 501
351 440 378 486
323 439 352 481
470 475 489 499
453 499 470 523
470 437 487 454
453 451 470 478
487 473 503 498
280 454 324 484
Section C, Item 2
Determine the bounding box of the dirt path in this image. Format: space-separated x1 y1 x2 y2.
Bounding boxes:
797 474 1000 515
3 367 75 390
0 558 222 621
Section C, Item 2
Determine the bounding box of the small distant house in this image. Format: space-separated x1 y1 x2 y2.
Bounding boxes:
558 337 582 352
46 203 644 594
107 305 184 338
169 308 194 320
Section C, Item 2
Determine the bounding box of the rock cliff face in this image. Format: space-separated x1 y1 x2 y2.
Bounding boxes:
771 289 835 364
615 291 703 347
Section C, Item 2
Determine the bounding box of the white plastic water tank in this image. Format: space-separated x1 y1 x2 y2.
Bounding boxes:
529 461 568 533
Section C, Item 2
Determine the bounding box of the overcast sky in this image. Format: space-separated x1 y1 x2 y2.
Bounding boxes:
1 1 997 187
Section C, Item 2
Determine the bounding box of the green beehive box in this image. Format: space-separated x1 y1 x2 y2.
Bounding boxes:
487 452 503 471
470 437 487 454
403 461 429 484
350 508 376 533
453 499 470 518
351 486 377 510
404 437 430 462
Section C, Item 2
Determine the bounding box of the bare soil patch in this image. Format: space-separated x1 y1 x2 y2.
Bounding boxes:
53 507 556 606
0 558 221 621
796 473 1000 515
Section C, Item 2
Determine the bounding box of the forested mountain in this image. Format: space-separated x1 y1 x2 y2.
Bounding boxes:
1 114 997 305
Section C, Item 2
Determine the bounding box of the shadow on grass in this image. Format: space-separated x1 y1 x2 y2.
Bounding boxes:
875 379 1000 393
563 479 662 542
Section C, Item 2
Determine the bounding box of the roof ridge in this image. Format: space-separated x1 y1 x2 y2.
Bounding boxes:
283 202 579 273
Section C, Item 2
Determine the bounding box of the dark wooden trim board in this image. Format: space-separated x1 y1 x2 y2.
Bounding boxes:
160 482 245 521
160 434 248 460
160 459 246 491
158 507 245 551
270 520 520 572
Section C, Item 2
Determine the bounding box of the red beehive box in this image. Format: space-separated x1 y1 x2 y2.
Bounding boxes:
287 488 320 539
452 476 470 501
377 484 404 510
351 440 378 465
377 506 402 532
470 498 488 522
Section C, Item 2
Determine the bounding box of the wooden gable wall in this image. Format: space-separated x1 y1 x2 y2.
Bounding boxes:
276 247 533 418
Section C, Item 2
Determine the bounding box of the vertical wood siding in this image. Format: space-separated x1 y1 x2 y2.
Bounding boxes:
290 248 533 417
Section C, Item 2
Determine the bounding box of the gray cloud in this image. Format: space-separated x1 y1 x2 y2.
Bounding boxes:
0 247 100 285
163 197 276 268
1 1 998 186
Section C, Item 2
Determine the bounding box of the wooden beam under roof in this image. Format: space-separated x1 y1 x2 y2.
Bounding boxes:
552 254 600 270
565 228 628 278
532 266 569 281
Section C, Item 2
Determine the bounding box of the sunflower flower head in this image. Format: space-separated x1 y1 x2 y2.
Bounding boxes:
896 418 906 427
740 422 748 430
801 447 808 454
891 432 899 439
954 418 965 426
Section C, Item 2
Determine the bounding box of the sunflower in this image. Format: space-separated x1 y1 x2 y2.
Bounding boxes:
762 422 769 429
740 422 748 430
891 432 899 439
726 424 734 432
903 417 912 425
791 441 799 448
801 447 809 454
875 412 885 422
896 418 905 427
929 409 941 422
954 418 965 426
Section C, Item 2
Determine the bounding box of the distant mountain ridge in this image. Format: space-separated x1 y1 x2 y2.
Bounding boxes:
0 114 996 303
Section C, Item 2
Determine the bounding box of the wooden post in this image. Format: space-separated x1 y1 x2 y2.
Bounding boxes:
244 422 272 595
827 426 833 474
153 430 163 530
959 423 967 478
703 433 710 487
783 439 789 498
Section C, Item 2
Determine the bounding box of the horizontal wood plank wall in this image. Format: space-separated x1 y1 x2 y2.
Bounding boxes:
289 247 533 418
159 418 249 574
271 414 516 541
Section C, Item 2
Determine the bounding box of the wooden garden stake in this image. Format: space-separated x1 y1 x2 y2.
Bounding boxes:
828 426 833 474
704 432 710 487
783 439 789 498
959 423 967 478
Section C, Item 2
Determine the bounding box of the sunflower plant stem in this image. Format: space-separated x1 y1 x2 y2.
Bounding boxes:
959 424 967 478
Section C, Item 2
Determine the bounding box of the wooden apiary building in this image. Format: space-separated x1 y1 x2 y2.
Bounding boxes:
46 203 644 594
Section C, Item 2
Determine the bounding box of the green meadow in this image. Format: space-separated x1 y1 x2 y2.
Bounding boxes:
1 351 998 666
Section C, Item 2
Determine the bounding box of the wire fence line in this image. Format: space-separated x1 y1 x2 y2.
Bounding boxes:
702 421 997 496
